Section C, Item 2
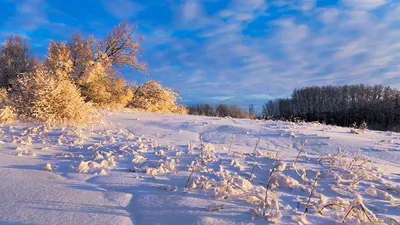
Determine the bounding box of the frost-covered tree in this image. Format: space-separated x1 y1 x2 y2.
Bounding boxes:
0 88 16 124
0 35 35 88
68 21 147 107
69 32 95 80
10 42 95 126
45 41 73 80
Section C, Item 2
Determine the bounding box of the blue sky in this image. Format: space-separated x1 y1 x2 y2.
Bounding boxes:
1 0 399 110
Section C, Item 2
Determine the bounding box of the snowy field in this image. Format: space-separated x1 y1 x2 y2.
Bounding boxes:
0 111 399 224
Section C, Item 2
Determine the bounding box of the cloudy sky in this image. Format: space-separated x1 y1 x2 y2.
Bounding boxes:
1 0 399 110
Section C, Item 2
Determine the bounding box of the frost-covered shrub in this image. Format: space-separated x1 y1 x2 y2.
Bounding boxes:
83 76 134 108
10 66 95 126
77 57 134 108
129 80 188 114
145 159 176 176
171 104 189 115
0 88 8 106
9 42 96 126
0 106 16 124
0 88 16 124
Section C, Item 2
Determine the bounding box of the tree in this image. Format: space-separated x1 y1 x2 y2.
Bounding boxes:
248 104 255 115
69 21 147 78
68 32 95 80
99 21 147 72
10 41 95 126
216 104 229 117
0 35 35 88
68 21 147 107
45 41 73 80
188 104 251 119
263 84 400 131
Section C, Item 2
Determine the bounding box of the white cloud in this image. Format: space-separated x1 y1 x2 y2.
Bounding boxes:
142 0 400 106
342 0 387 10
6 0 48 30
299 0 316 11
232 0 267 11
320 8 340 23
270 0 315 11
274 19 309 43
385 5 400 22
223 0 268 22
181 0 202 21
101 0 144 19
333 41 367 58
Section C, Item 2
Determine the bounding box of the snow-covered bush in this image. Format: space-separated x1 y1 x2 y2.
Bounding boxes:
0 88 16 124
76 56 134 108
0 106 16 124
145 159 176 176
129 80 188 114
0 88 8 106
83 76 134 108
9 42 96 126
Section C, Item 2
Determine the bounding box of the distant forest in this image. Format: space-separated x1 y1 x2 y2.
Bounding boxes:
262 84 400 131
188 104 256 119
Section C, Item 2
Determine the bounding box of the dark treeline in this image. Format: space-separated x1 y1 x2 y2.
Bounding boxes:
188 103 256 119
262 84 400 131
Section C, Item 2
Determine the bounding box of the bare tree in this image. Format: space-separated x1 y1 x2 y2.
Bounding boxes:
263 84 400 131
248 104 255 115
188 104 250 119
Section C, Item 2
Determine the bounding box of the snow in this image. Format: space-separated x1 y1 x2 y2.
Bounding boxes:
0 111 399 224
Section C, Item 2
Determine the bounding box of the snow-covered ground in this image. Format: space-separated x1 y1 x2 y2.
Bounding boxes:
0 111 399 224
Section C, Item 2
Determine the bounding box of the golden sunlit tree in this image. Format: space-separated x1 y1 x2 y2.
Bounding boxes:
10 41 95 126
68 21 146 108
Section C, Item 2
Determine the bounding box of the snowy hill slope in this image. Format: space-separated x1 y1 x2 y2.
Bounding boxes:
0 111 399 224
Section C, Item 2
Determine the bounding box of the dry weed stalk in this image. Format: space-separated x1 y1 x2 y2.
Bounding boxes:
293 139 308 168
262 163 286 216
347 149 361 170
228 135 234 154
303 171 321 214
252 137 261 154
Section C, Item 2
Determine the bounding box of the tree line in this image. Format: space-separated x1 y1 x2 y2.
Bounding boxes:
188 103 256 119
262 84 400 131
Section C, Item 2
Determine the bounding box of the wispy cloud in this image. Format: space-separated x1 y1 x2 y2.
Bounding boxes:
5 0 48 31
342 0 387 10
180 0 202 21
101 0 144 19
139 0 400 107
0 0 399 108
